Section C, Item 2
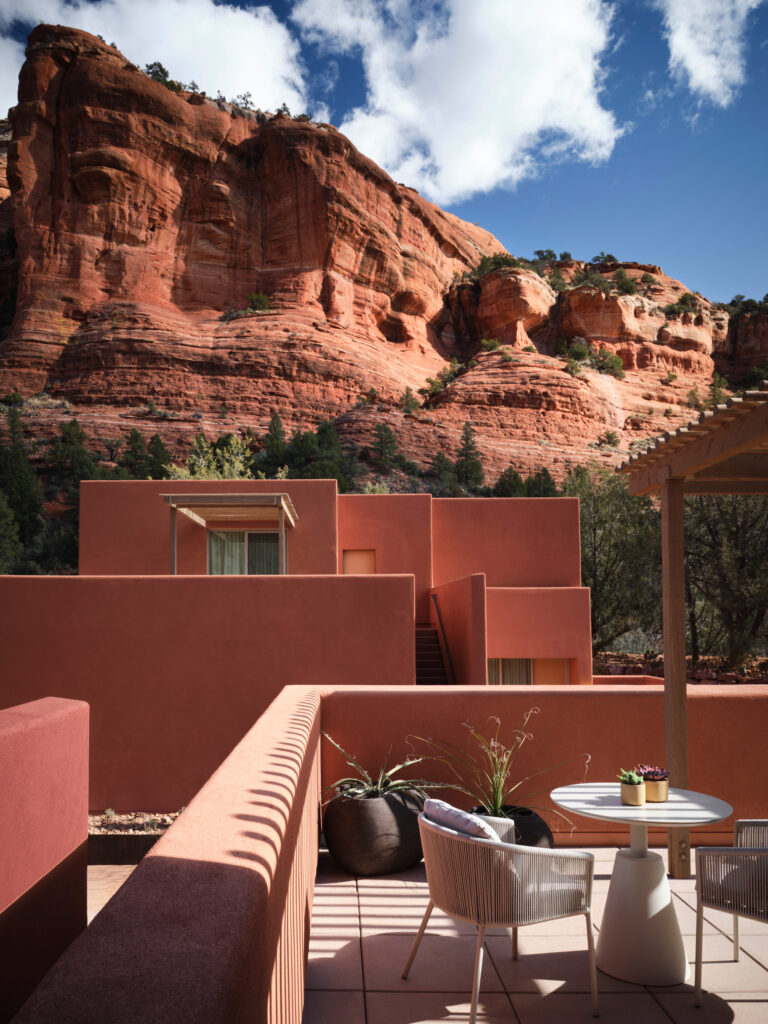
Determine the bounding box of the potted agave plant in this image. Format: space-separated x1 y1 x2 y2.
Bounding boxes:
322 733 440 876
618 768 645 806
411 708 590 847
635 764 670 802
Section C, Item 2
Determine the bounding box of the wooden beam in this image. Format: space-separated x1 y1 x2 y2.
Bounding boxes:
176 506 207 528
278 507 286 575
626 403 768 494
661 477 690 879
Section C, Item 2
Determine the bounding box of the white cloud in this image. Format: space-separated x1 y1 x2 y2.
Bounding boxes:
0 0 312 118
652 0 765 107
291 0 624 205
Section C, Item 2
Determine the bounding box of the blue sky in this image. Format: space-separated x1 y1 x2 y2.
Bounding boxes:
0 0 765 302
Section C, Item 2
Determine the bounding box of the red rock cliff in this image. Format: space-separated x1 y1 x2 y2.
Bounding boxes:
0 25 763 481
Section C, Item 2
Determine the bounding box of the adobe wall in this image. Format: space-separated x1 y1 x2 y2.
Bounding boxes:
486 587 593 684
319 684 768 845
432 498 582 587
337 493 433 621
430 574 487 685
79 479 338 575
0 698 88 1022
0 574 414 809
12 688 321 1024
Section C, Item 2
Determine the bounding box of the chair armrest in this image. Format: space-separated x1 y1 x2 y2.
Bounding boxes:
696 847 768 922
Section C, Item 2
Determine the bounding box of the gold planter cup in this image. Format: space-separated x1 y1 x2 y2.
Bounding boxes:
620 781 646 806
645 780 669 802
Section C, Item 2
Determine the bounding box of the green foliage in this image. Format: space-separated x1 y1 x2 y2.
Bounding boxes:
523 345 536 353
322 733 437 802
419 357 465 402
685 495 768 668
558 251 573 262
744 357 768 389
569 340 590 361
248 291 270 312
617 769 643 785
480 338 501 351
50 420 97 507
426 451 461 496
400 387 420 414
359 388 380 406
589 348 625 379
663 292 698 317
119 429 151 479
371 423 400 470
598 430 620 448
0 408 44 547
547 267 567 291
564 358 581 377
262 412 287 473
0 491 22 572
455 421 484 492
640 272 656 286
148 434 170 479
144 61 171 85
664 407 674 418
662 370 677 384
686 387 702 410
707 372 728 409
718 293 768 316
493 466 525 497
561 464 661 653
465 252 524 282
524 468 557 497
166 432 252 479
591 251 617 265
573 268 611 295
500 348 514 363
613 268 637 295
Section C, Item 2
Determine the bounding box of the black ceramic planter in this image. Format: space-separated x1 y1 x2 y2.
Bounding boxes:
323 792 423 876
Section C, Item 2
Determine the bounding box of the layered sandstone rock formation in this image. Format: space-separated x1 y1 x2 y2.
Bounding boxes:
1 25 766 481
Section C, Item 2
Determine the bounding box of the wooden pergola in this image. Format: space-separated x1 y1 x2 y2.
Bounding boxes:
161 493 298 575
618 384 768 876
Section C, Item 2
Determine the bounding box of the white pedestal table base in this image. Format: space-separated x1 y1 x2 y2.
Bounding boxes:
596 848 690 985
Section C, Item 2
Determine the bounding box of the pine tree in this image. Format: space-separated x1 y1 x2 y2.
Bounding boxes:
371 424 399 470
493 466 525 497
147 434 170 479
525 468 557 497
0 408 43 546
50 419 96 507
119 429 151 479
0 491 22 572
455 421 484 491
262 412 287 471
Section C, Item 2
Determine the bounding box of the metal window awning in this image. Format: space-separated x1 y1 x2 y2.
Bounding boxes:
616 383 768 879
161 493 298 574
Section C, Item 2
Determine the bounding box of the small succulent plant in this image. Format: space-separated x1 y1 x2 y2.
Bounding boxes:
635 764 670 782
617 768 643 785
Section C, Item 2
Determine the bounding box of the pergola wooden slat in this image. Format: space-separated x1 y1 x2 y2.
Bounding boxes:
617 384 768 877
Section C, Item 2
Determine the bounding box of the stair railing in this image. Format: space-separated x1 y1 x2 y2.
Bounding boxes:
430 593 457 685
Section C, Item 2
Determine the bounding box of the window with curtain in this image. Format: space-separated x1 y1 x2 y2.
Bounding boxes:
487 658 532 685
208 531 281 575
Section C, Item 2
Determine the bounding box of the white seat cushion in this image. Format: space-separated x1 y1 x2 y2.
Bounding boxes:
423 798 501 842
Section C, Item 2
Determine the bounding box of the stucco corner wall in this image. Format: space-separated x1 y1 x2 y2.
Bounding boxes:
0 698 89 1022
430 574 486 685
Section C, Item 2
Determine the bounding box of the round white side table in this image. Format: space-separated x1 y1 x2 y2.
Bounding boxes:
550 782 732 985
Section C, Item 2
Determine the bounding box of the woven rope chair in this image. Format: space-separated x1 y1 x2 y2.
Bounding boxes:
402 815 598 1022
695 819 768 1005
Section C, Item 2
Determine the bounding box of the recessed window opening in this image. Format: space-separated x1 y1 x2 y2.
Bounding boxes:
487 658 532 685
208 531 281 575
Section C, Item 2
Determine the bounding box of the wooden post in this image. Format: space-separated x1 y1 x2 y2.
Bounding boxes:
661 476 690 878
278 507 286 575
169 506 177 575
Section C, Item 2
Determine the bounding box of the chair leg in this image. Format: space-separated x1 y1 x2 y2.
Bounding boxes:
469 926 485 1024
511 925 518 960
695 897 703 1006
585 912 598 1017
733 913 740 961
401 899 434 979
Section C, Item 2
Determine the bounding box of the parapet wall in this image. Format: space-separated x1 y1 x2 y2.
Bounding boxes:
12 687 321 1024
0 698 88 1022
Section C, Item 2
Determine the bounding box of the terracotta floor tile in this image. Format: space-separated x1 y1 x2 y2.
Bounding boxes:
365 991 517 1024
302 989 366 1024
362 929 504 994
654 990 768 1023
485 933 640 995
510 991 669 1023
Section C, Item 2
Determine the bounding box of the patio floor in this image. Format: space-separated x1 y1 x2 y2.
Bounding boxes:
303 847 768 1024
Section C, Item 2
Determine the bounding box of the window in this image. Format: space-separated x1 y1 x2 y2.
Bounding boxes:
487 658 532 685
209 531 281 575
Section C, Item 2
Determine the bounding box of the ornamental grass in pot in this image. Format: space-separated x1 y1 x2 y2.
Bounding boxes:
411 707 591 847
321 733 441 877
